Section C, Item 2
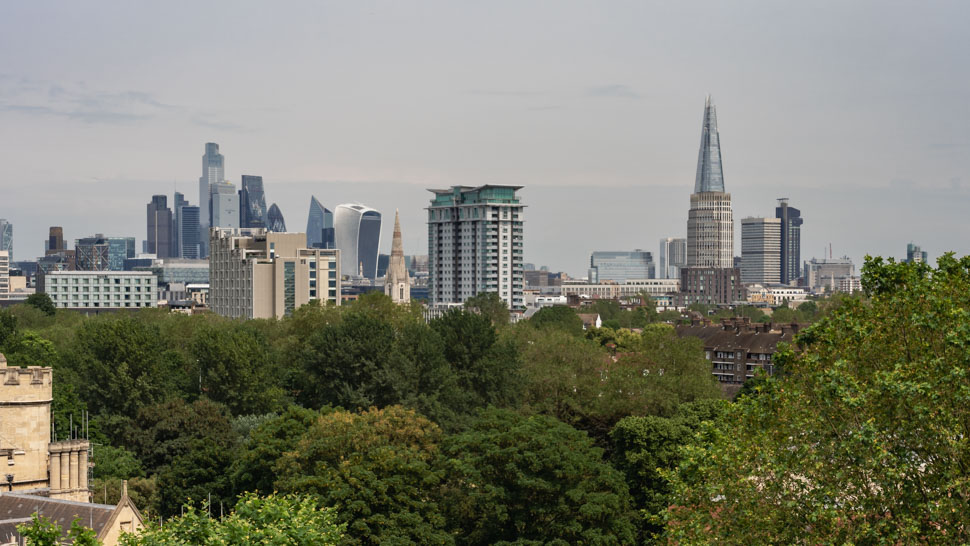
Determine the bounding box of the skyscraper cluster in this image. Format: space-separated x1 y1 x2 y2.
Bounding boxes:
739 199 804 286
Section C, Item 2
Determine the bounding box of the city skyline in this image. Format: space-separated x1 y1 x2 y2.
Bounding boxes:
1 2 968 276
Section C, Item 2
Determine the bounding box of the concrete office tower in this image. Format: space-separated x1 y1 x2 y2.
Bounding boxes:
210 181 239 229
384 210 410 304
199 143 225 228
335 204 382 278
659 237 687 279
588 250 655 283
178 206 201 259
267 203 287 232
239 175 267 229
740 217 781 284
306 196 335 249
147 195 173 258
906 243 928 264
173 192 188 257
48 227 65 253
686 96 733 268
427 185 525 310
776 198 803 284
209 228 341 319
0 219 11 261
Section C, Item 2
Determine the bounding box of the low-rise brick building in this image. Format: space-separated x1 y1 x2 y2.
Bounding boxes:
676 317 801 396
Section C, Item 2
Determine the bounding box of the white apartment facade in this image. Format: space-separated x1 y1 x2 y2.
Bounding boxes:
560 278 681 300
428 185 524 310
38 271 157 310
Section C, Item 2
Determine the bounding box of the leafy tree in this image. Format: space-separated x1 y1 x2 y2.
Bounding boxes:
657 309 683 323
17 514 101 546
517 325 719 446
121 493 344 546
275 406 451 545
463 291 509 326
71 318 174 417
1 330 57 367
431 310 521 411
442 408 636 544
610 400 728 541
191 323 285 415
769 304 797 323
529 304 583 335
0 309 16 348
230 405 322 496
665 255 970 543
125 398 236 517
25 292 56 316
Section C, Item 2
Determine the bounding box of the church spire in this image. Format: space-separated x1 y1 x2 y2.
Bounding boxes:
384 209 410 303
694 95 725 193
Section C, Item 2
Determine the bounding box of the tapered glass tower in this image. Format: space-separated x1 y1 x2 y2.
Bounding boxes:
686 96 733 268
306 196 335 249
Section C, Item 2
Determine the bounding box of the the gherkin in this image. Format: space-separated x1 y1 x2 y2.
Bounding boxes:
694 95 725 193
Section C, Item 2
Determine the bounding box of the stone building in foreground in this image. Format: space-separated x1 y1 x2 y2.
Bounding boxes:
0 353 144 545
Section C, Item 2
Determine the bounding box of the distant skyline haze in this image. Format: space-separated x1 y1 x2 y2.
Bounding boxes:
1 1 967 276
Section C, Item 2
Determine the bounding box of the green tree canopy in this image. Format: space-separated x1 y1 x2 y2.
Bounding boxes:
528 304 584 335
25 292 56 316
442 408 636 544
463 291 509 326
665 255 970 543
121 493 344 546
275 406 451 545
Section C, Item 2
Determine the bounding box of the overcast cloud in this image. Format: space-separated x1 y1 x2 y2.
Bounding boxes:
1 1 967 276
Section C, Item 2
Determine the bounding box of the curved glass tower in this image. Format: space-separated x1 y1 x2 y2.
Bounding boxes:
267 203 287 232
240 175 267 229
334 204 382 278
306 196 335 249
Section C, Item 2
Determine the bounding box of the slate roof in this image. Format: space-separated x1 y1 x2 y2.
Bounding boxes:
0 493 116 543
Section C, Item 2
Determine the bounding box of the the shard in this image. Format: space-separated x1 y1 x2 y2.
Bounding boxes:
687 96 734 269
694 95 725 193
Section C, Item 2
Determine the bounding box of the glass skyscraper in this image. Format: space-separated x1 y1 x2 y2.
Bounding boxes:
687 96 734 268
588 250 655 282
306 196 335 249
267 203 287 232
659 237 687 279
239 175 267 229
199 142 224 229
179 206 201 259
147 195 173 258
334 204 382 278
210 181 238 229
775 198 803 284
0 219 12 261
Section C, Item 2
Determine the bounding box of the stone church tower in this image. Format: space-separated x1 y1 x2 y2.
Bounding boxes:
384 210 410 304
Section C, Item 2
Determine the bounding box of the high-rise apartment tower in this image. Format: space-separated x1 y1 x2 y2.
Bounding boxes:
427 185 524 310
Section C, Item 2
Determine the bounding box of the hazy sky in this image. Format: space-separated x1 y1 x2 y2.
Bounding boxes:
1 1 968 276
